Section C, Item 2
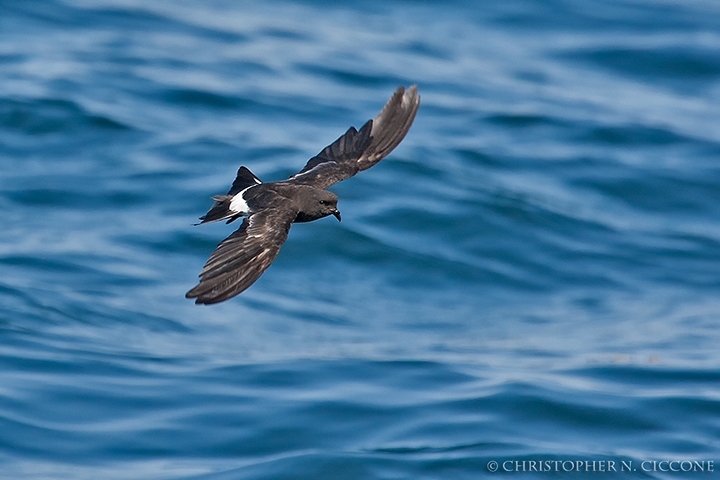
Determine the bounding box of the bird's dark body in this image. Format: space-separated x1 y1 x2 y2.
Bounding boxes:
246 183 341 224
199 178 341 225
187 86 420 304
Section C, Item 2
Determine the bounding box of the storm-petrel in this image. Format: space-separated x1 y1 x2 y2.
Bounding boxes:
186 85 420 304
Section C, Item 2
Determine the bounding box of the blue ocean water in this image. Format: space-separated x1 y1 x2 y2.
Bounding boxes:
2 0 720 478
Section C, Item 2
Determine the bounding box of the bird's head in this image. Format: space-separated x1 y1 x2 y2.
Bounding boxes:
315 189 341 222
295 188 341 222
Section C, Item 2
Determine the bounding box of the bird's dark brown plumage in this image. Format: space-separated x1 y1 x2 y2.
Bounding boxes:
187 85 420 304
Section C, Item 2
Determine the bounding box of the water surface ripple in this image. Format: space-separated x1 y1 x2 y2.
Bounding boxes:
1 0 719 478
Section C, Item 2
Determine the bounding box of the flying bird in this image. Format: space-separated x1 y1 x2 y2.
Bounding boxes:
186 85 420 304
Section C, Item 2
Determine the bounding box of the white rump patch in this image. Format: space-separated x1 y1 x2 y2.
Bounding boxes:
229 187 251 214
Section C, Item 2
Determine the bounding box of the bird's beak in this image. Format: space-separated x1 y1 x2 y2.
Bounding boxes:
332 210 342 222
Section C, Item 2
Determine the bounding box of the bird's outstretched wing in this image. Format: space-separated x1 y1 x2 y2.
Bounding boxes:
186 207 297 304
288 85 420 189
